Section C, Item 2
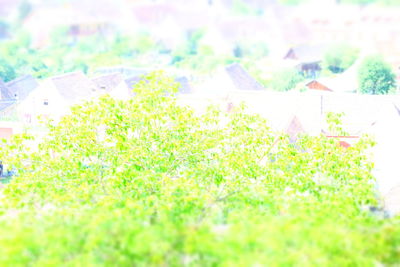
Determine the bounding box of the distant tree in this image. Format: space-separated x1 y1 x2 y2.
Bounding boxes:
0 59 16 82
233 41 269 59
18 1 33 22
323 43 359 73
358 55 396 95
269 68 304 92
231 0 261 15
341 0 374 4
277 0 307 5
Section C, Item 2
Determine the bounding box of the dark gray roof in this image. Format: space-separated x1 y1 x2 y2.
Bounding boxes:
0 99 16 112
51 72 97 103
125 74 192 95
125 76 143 91
225 63 264 91
0 79 13 100
286 115 305 142
175 76 192 94
95 67 148 78
92 73 124 92
284 44 328 63
6 75 39 101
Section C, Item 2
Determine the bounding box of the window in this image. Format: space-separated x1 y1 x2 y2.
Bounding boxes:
43 99 49 106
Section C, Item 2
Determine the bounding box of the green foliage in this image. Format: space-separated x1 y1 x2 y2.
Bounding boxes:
18 1 33 22
129 32 160 54
277 0 400 5
231 0 262 15
358 55 396 95
340 0 400 5
269 68 304 91
277 0 309 5
0 73 399 265
323 43 359 74
173 44 236 74
326 112 349 136
0 58 16 82
341 0 375 4
233 41 269 59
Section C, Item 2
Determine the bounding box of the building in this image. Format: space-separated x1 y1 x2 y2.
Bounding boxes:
17 72 98 123
284 44 328 78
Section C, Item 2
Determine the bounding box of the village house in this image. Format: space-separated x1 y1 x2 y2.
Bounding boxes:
23 0 130 47
0 79 14 100
0 80 18 138
92 72 131 100
94 66 149 78
17 71 98 124
195 63 264 94
305 80 333 92
6 75 39 101
283 44 327 78
125 73 192 95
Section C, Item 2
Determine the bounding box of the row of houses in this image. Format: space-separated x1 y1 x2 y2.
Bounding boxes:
0 60 394 151
0 67 196 137
0 58 372 139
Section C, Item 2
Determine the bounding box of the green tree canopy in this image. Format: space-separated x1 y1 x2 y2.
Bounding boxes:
358 55 396 94
269 68 304 91
0 73 399 265
0 58 16 82
323 43 359 74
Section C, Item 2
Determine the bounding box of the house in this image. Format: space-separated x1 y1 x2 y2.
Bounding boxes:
305 75 358 94
306 57 360 93
125 75 145 95
305 80 333 92
384 186 400 216
195 63 264 94
319 94 400 139
198 27 234 55
17 72 98 123
0 121 22 140
0 126 12 139
0 0 21 19
92 73 131 100
131 3 177 29
283 44 328 78
66 0 124 39
51 72 98 104
6 75 39 101
217 16 283 44
92 73 124 92
94 66 149 78
125 73 192 95
225 63 264 91
175 76 192 94
0 79 13 100
0 79 18 121
23 0 128 47
286 115 305 142
368 101 400 197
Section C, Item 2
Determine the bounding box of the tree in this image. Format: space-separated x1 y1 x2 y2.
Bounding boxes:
0 73 399 265
269 68 304 91
0 58 16 82
358 55 396 95
233 41 269 59
323 43 359 74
